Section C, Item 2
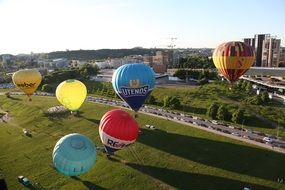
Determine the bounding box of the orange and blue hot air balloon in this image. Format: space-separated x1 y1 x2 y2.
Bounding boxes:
99 109 139 153
212 41 255 84
112 63 155 112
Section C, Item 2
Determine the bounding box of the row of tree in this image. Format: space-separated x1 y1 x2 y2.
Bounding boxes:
177 55 215 69
48 48 155 60
207 102 245 124
173 69 218 81
41 64 99 92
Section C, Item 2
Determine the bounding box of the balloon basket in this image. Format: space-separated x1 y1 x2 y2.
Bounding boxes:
70 111 79 116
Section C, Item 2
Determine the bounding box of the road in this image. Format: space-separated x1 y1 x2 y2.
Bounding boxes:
85 96 285 154
1 91 285 154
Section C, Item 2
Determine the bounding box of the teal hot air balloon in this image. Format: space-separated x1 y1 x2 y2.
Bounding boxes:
112 63 155 112
52 133 96 176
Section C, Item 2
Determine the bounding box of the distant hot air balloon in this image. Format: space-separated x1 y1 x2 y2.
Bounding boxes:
56 79 87 112
12 69 42 101
112 63 155 113
99 109 139 154
52 133 97 176
212 41 255 84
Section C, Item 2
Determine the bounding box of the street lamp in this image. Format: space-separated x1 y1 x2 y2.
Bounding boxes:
277 120 280 138
241 119 245 137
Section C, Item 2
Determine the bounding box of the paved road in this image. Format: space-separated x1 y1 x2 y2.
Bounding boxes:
85 96 285 154
2 92 285 154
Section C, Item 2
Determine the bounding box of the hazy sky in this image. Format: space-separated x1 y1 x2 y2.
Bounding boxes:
0 0 285 54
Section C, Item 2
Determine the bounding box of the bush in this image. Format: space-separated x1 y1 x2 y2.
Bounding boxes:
4 92 10 98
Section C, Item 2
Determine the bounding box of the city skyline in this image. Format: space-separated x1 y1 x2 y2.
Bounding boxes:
0 0 285 55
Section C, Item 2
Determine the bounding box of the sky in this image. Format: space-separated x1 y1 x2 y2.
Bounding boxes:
0 0 284 54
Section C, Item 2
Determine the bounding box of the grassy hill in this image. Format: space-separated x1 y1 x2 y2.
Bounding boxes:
0 95 284 190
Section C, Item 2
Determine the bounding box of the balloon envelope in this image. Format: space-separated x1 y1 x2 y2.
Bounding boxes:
212 41 255 83
12 69 42 98
52 133 96 176
112 63 155 112
56 79 87 111
99 109 139 153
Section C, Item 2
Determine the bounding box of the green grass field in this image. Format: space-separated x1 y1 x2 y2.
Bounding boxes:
151 83 285 138
0 95 285 190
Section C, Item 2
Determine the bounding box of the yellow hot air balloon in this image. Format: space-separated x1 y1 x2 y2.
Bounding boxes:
12 69 42 101
56 79 87 112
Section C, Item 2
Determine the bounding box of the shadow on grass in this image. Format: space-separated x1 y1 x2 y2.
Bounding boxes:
80 116 100 125
182 105 207 115
138 128 285 182
245 115 276 129
0 179 7 190
70 176 107 190
126 163 279 190
7 96 22 101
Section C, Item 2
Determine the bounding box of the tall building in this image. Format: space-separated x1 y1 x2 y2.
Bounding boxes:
243 38 255 49
254 34 270 67
279 47 285 67
143 50 171 73
261 37 281 67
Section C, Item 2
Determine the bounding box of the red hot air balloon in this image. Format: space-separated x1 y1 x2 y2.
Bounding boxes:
99 109 139 154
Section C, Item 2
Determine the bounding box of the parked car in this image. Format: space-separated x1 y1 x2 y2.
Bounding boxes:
17 176 30 187
231 132 241 137
263 137 273 143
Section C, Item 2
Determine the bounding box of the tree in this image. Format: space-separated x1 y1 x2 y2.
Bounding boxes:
173 69 186 80
207 102 219 119
178 55 215 69
41 84 54 93
245 82 253 94
145 95 156 105
241 80 248 90
163 96 181 109
232 109 245 124
260 91 269 103
244 95 263 105
217 105 231 121
79 64 99 79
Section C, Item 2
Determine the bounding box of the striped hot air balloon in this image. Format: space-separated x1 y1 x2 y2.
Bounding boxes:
212 41 255 84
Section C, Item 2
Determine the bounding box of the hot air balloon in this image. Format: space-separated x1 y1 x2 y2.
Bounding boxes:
112 63 155 113
56 79 87 113
12 69 42 101
212 41 255 84
52 133 96 176
99 109 139 154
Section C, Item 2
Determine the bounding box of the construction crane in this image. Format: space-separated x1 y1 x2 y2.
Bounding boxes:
167 37 177 49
